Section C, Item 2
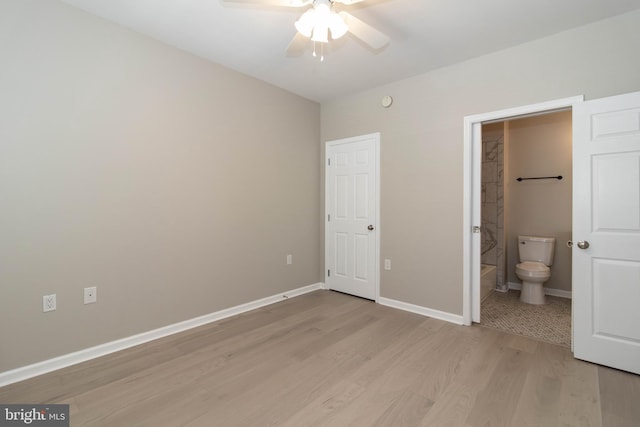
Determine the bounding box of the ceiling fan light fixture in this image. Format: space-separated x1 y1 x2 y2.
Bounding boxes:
311 22 329 43
328 11 348 39
314 1 331 19
294 9 316 38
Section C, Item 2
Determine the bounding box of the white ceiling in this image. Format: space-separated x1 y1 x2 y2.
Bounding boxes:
59 0 640 103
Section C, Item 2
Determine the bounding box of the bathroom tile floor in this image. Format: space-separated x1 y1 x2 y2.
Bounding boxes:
480 290 572 347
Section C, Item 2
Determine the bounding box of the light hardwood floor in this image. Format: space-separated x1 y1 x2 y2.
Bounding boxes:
1 290 639 426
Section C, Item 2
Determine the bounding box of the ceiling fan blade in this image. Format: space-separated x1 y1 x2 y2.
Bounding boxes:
339 12 390 50
286 32 309 56
222 0 311 7
333 0 367 5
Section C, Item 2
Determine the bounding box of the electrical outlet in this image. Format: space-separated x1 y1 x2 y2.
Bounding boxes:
286 254 292 265
43 294 56 312
84 286 97 304
384 259 391 270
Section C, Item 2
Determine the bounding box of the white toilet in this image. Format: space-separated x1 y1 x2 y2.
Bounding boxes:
515 235 555 305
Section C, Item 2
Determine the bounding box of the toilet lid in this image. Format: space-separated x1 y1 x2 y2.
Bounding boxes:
517 261 549 272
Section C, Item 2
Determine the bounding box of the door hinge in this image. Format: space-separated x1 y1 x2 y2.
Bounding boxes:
327 269 330 277
472 225 481 233
328 214 330 222
328 158 331 166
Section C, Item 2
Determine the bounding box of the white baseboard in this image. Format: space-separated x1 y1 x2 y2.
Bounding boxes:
0 283 323 387
378 297 464 325
507 281 572 299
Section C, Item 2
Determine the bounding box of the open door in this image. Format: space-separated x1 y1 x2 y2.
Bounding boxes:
573 91 640 374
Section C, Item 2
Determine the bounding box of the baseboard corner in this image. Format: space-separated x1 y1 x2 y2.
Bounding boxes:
378 297 464 325
507 281 572 299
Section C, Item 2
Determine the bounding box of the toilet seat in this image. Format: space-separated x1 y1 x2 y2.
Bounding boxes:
516 261 550 279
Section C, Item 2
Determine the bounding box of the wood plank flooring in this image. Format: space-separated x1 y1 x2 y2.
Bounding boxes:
1 290 639 426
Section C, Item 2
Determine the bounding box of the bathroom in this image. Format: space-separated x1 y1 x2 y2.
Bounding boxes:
480 110 573 345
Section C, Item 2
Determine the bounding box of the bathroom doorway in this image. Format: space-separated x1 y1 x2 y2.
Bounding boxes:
462 95 583 341
478 111 573 347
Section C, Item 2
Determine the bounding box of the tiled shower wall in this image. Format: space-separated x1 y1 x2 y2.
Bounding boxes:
481 129 506 291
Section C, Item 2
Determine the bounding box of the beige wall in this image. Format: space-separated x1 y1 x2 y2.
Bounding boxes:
0 0 321 372
321 10 640 315
505 111 573 292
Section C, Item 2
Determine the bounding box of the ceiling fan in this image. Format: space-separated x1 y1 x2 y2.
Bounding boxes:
224 0 390 59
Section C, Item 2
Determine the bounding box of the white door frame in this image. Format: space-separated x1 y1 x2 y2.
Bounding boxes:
325 132 381 302
462 96 584 326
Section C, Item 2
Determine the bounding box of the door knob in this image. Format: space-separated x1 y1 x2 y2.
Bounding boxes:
368 225 374 231
577 240 590 249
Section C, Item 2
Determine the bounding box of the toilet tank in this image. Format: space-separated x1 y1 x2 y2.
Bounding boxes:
518 235 556 266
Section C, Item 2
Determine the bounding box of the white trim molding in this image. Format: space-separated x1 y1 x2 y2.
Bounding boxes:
378 297 464 325
507 282 572 299
0 283 323 387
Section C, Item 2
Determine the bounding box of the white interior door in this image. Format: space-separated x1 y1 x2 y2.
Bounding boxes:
325 133 379 301
573 90 640 375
